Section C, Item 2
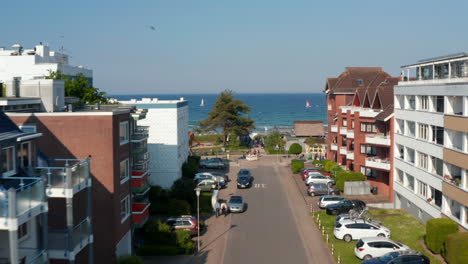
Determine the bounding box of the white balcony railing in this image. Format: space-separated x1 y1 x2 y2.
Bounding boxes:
340 147 347 155
346 151 354 160
365 134 391 146
347 130 354 139
331 125 338 133
339 127 347 135
365 157 391 170
330 143 338 151
340 106 381 118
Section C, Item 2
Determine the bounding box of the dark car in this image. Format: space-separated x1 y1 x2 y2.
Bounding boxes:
237 176 251 189
361 250 430 264
238 169 251 177
326 200 366 215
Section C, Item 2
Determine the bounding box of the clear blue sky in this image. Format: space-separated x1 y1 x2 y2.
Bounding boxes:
1 0 467 94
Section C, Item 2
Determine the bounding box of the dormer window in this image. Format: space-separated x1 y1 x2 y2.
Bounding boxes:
1 146 16 177
357 79 364 86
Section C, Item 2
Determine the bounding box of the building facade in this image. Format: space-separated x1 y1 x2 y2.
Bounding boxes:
121 98 189 188
325 67 398 200
394 53 468 229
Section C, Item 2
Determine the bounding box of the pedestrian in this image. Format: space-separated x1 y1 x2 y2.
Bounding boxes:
214 200 221 217
220 201 229 217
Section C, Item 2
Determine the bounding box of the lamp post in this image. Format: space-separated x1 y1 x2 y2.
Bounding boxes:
275 144 279 163
194 187 201 253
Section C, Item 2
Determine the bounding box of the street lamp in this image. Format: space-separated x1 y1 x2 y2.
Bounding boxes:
275 144 279 163
194 187 201 253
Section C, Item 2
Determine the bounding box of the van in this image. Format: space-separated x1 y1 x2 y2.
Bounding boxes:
317 195 345 209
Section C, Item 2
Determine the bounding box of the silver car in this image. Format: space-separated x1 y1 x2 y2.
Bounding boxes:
228 196 245 213
307 183 340 196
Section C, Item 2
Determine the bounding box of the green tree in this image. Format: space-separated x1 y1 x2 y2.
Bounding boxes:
197 90 255 146
47 71 109 104
288 143 303 155
264 131 285 151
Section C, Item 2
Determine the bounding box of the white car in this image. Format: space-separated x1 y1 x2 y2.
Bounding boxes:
305 174 334 186
317 195 345 209
335 213 382 225
194 173 225 186
333 219 391 242
354 237 409 260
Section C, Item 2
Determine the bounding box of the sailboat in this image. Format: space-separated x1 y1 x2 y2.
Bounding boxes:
305 99 312 108
200 98 205 107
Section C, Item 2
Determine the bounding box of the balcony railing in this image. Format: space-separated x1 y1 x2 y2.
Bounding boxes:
48 217 92 259
131 171 150 194
365 134 391 146
339 127 347 135
33 159 90 198
0 177 46 229
339 147 347 155
346 151 354 160
131 126 149 142
133 160 149 173
330 143 338 151
132 202 150 228
340 106 381 118
330 125 338 133
365 157 391 171
132 151 149 163
347 129 354 139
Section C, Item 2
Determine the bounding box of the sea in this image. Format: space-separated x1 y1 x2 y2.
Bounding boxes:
112 93 327 132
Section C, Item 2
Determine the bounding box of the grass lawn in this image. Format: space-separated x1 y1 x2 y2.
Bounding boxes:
313 209 442 264
195 134 221 143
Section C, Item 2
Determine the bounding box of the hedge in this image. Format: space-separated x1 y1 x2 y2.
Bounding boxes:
181 156 200 179
444 232 468 264
167 199 191 216
291 159 304 173
335 171 365 192
118 256 144 264
288 143 302 155
137 245 182 256
425 218 458 254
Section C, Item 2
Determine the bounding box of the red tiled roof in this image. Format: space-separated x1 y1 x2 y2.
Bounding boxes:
294 121 325 137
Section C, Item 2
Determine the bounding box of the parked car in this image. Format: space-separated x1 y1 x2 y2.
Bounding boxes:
336 214 382 225
326 200 367 215
238 169 252 177
361 250 430 264
355 237 410 260
194 173 226 187
228 196 246 213
209 171 229 182
307 183 340 196
334 219 391 242
196 179 218 191
305 174 334 186
199 158 225 169
165 215 199 235
302 170 324 180
318 195 345 209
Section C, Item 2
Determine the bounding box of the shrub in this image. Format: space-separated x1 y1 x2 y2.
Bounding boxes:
175 230 195 254
288 143 302 155
181 156 200 179
425 218 458 254
148 186 171 214
118 256 144 264
335 171 365 191
444 232 468 263
291 159 304 173
323 160 337 172
137 244 182 256
170 177 196 204
168 199 191 216
144 220 174 245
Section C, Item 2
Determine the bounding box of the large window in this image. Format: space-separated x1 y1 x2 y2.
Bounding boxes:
406 174 415 191
418 152 428 170
407 95 415 110
406 121 415 137
120 159 130 183
119 121 129 145
1 147 16 176
418 181 427 198
360 144 377 155
434 96 444 113
419 96 429 110
120 195 131 223
18 142 35 167
396 169 404 184
406 148 415 164
360 123 377 133
431 126 444 145
431 156 443 176
418 124 429 140
361 167 377 178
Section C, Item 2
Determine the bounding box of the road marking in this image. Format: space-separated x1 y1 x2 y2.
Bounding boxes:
254 183 267 189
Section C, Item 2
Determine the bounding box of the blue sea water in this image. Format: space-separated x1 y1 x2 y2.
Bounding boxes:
112 93 327 131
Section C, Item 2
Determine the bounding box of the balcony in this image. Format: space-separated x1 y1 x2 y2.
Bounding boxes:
0 248 48 264
0 177 46 230
365 157 391 171
346 151 354 160
331 125 338 133
48 218 93 260
33 159 91 198
339 127 347 135
131 126 149 142
132 151 149 163
131 171 150 195
330 143 338 151
365 134 391 146
442 181 467 209
340 106 381 118
339 147 347 155
132 202 150 228
133 160 149 174
346 130 354 139
132 109 148 120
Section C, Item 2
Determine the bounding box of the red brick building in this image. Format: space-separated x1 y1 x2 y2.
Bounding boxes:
325 67 399 201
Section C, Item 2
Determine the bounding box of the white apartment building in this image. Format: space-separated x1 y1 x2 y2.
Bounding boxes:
394 53 468 230
120 98 190 188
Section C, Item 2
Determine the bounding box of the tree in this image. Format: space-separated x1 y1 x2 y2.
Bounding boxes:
264 131 285 151
304 137 317 147
197 90 254 146
288 143 302 155
47 71 110 104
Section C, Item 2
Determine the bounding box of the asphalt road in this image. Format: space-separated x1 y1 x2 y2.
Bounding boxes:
223 163 310 264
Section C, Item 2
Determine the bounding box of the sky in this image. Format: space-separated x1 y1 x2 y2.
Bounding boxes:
1 0 468 94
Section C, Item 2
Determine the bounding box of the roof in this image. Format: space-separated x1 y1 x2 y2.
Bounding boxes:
325 67 392 94
402 52 468 67
0 111 20 133
294 121 324 137
375 104 394 121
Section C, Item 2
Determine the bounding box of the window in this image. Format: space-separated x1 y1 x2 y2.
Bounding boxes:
418 181 427 198
431 156 443 176
1 147 16 176
406 121 415 137
435 96 444 113
406 174 415 191
120 195 131 223
351 120 355 129
407 95 415 110
342 118 347 126
360 123 377 133
406 148 415 164
418 153 428 170
357 79 364 86
18 142 34 167
361 167 376 178
418 124 429 140
431 126 444 145
119 122 129 145
396 169 404 184
18 222 28 241
360 144 376 155
419 96 429 110
19 125 37 133
120 159 130 183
